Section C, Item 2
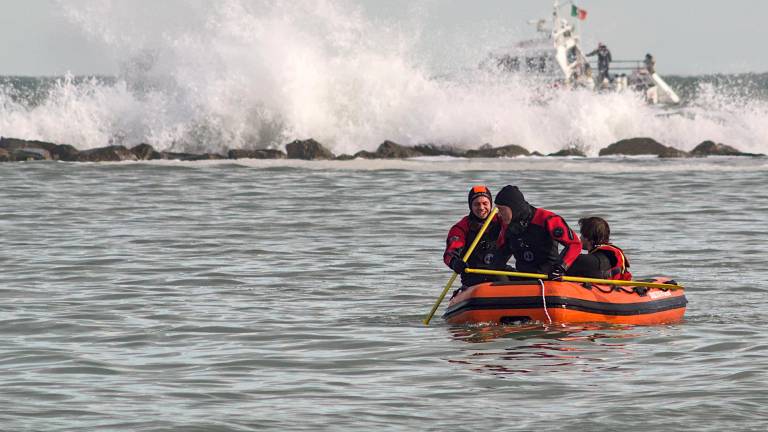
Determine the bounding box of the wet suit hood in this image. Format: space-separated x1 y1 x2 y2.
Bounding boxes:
495 185 534 234
494 185 532 222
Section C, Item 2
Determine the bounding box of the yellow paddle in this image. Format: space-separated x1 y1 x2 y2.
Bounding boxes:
464 268 684 290
423 207 499 325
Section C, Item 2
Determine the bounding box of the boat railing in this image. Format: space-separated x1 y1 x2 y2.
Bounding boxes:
588 59 651 72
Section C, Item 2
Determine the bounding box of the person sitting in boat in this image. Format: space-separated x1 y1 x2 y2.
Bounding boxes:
586 43 612 85
443 185 509 287
567 216 632 280
494 185 581 281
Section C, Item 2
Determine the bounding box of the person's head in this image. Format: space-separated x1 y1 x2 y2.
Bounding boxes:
494 185 530 224
467 185 492 219
598 42 605 48
578 217 611 250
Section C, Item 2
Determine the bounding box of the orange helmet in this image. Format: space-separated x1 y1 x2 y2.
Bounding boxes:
468 185 492 209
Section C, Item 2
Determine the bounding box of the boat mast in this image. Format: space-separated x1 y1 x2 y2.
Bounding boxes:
552 0 560 35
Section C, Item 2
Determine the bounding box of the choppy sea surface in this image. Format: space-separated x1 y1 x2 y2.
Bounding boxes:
1 157 767 431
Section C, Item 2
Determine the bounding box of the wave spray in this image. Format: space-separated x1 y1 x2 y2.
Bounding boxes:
0 0 766 156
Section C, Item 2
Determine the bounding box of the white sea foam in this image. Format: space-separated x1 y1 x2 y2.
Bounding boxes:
0 0 766 156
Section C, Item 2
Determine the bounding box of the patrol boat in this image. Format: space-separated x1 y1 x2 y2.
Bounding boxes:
481 1 680 104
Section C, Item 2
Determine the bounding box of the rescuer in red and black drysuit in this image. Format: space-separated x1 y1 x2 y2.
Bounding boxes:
494 185 581 280
443 185 510 287
567 216 633 280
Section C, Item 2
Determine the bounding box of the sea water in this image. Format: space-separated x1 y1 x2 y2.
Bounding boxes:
1 157 767 431
2 1 768 430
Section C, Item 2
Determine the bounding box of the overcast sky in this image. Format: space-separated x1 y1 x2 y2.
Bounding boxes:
0 0 766 76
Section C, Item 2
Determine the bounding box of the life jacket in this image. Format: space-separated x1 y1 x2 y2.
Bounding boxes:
592 244 632 280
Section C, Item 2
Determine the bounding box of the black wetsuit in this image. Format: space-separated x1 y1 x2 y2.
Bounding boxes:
567 250 614 279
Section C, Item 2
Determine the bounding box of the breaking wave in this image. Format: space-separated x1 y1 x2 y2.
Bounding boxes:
0 0 766 156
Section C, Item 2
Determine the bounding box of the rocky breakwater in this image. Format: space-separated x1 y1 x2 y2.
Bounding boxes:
598 138 763 158
0 138 80 162
0 136 762 163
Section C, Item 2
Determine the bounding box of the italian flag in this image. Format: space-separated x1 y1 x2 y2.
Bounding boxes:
571 5 587 20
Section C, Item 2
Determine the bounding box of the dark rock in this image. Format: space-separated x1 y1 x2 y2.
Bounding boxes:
412 143 464 157
0 148 9 162
131 143 163 160
689 140 761 157
77 145 138 162
548 147 587 157
285 139 334 160
52 144 80 161
228 149 287 159
598 138 688 158
339 141 431 159
158 151 224 161
334 154 355 161
463 143 492 157
188 153 226 160
352 150 377 159
530 151 545 157
465 143 530 158
13 147 51 161
1 137 56 153
159 151 194 160
373 140 424 159
0 137 80 161
658 147 689 158
0 138 80 162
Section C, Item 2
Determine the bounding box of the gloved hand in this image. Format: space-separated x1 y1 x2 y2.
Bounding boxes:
548 264 566 281
450 257 468 274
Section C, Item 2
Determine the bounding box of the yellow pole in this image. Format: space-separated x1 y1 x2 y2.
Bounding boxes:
423 207 499 325
464 268 684 290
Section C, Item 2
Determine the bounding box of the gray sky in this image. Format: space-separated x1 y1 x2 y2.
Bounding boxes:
1 0 766 76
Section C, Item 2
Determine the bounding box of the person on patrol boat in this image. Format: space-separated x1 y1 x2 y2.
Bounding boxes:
586 42 613 86
443 185 509 287
567 216 632 280
494 185 581 281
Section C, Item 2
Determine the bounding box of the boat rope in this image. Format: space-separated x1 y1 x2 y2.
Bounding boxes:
590 284 648 295
538 279 552 324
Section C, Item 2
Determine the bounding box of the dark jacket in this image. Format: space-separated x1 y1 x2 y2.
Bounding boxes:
568 244 632 280
497 206 581 274
444 214 509 286
587 47 612 71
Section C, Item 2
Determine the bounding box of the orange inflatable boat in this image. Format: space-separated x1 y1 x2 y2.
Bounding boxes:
443 278 687 326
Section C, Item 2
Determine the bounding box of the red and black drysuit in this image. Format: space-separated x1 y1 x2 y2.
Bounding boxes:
568 244 632 280
444 213 510 287
497 206 582 276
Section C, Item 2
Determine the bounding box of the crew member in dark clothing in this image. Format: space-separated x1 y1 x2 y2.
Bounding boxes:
494 186 581 281
444 185 509 287
567 217 632 280
644 53 656 74
586 43 612 85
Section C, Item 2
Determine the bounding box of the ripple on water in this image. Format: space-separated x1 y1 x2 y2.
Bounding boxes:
1 161 767 430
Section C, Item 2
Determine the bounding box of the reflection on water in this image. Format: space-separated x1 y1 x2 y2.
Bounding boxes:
449 323 644 376
450 322 640 343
